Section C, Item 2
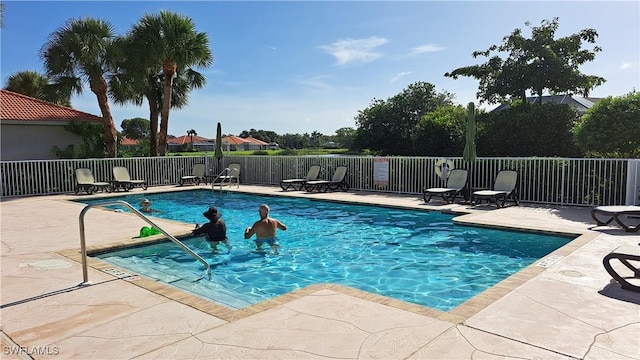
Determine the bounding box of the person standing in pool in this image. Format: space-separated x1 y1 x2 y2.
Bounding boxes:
244 204 287 253
193 206 232 251
139 198 159 213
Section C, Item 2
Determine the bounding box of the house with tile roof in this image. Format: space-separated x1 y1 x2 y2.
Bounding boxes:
220 135 268 151
120 136 142 151
0 89 104 160
167 134 215 151
245 136 269 150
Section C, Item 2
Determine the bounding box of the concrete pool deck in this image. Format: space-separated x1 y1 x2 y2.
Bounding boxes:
1 184 638 359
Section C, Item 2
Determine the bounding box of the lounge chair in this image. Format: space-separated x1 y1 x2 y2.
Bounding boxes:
280 165 322 191
215 163 240 187
74 168 111 194
590 206 640 232
179 163 206 186
472 170 519 207
603 245 640 292
304 166 349 192
423 169 468 203
112 166 148 191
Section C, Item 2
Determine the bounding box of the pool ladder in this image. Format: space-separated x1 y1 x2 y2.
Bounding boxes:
78 200 211 286
210 167 239 193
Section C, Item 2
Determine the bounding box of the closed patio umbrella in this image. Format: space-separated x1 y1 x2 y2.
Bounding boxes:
463 102 477 202
215 122 223 171
463 102 477 163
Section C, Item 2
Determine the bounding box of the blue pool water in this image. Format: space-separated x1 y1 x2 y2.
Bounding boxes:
80 190 573 311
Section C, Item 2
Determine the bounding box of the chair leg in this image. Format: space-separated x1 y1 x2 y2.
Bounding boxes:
591 210 615 227
497 195 506 208
613 213 640 232
603 252 640 292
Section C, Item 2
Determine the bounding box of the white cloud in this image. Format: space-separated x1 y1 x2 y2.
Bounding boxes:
621 62 633 69
390 72 411 83
411 44 444 55
291 75 334 92
319 37 389 66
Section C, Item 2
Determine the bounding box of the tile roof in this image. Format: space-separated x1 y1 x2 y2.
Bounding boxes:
167 135 211 145
246 136 268 145
221 135 269 146
120 136 139 146
221 135 249 145
0 89 103 123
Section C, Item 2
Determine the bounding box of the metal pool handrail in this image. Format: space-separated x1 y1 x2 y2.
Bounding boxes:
210 167 238 192
211 167 228 192
78 200 211 286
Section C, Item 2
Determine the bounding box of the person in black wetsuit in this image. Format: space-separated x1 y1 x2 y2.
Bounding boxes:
193 206 232 251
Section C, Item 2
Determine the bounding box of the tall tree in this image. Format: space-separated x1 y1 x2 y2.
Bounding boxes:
239 129 279 143
333 127 356 149
110 59 206 155
110 33 207 156
120 117 150 140
310 131 324 148
124 11 213 156
280 133 310 149
354 82 454 155
4 70 72 106
445 18 605 104
40 17 119 157
187 129 197 150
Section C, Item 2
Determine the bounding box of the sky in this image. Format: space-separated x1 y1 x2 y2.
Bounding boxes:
1 1 638 139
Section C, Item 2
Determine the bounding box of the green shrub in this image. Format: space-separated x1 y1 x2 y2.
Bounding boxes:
478 102 580 157
574 92 640 158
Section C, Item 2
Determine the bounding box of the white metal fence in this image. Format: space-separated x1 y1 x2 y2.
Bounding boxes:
1 156 638 206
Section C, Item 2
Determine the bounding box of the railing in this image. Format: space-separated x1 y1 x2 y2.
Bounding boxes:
78 200 211 285
2 156 639 206
210 167 239 192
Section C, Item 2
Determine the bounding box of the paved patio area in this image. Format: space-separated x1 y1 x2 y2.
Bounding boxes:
1 185 639 359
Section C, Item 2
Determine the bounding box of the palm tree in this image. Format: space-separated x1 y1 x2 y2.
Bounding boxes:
40 17 119 157
125 10 213 156
5 71 47 98
110 34 206 156
187 129 197 151
4 70 72 106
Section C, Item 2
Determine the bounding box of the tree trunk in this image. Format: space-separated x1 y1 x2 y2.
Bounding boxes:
158 61 176 156
147 91 159 157
90 77 117 158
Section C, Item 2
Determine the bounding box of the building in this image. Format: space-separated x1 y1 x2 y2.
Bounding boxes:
167 134 215 152
0 89 103 161
492 94 602 115
220 135 269 151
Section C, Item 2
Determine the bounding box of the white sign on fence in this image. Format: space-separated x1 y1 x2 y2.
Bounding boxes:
374 157 389 188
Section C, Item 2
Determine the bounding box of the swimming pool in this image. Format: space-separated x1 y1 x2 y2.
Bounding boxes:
80 190 573 311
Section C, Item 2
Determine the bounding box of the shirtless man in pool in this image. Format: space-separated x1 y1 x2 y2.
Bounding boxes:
244 204 287 253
